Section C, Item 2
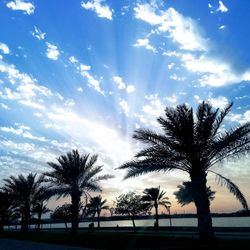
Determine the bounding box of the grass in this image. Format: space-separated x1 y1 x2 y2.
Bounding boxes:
1 230 250 249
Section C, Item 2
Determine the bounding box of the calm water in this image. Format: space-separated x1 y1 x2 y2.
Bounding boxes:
38 217 250 229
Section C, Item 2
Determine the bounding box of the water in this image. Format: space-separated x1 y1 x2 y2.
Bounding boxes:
5 217 250 230
34 217 250 229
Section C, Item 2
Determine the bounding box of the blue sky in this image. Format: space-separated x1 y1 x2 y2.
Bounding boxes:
0 0 250 213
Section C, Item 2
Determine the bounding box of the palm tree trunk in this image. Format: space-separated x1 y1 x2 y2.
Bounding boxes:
154 204 159 231
131 215 136 232
191 172 214 240
64 220 68 231
168 208 172 228
71 193 80 234
21 206 30 232
97 211 100 228
38 213 41 232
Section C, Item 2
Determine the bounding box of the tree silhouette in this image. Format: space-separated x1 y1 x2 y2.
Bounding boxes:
32 201 50 231
142 186 170 229
2 174 45 232
87 195 109 228
174 181 215 207
44 149 112 234
115 192 148 232
0 191 13 231
51 204 71 230
119 102 250 239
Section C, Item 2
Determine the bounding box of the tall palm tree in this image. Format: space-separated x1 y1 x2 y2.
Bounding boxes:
44 149 112 234
2 173 45 232
88 195 109 228
142 186 170 229
119 102 250 239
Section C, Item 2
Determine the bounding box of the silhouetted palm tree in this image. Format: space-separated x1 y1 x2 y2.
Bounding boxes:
174 181 215 207
88 195 109 228
44 149 112 234
0 191 12 231
119 102 250 239
142 186 170 229
2 174 45 232
32 201 50 231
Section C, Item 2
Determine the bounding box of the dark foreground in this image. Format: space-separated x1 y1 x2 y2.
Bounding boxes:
1 229 250 250
0 238 89 250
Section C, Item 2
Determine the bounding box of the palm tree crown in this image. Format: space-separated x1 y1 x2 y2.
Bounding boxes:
44 149 112 233
142 186 170 210
2 173 45 231
88 195 109 227
119 101 250 239
142 186 170 228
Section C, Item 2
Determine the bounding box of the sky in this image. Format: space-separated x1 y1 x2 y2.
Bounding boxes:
0 0 250 214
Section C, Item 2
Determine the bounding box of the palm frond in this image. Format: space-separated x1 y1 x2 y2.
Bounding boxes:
209 170 248 210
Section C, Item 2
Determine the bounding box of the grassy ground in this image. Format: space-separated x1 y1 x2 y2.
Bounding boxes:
1 230 250 249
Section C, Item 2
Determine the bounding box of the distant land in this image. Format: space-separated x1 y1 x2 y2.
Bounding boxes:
25 209 250 225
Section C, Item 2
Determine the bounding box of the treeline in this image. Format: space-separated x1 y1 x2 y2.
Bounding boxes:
0 151 172 233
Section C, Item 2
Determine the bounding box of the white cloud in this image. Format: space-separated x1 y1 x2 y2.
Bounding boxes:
0 43 10 54
46 42 60 60
168 63 175 69
165 95 177 103
6 0 35 15
134 3 208 51
119 99 130 116
170 74 185 81
112 76 136 93
217 1 228 13
208 96 229 109
81 0 113 20
77 87 83 92
79 64 104 95
80 64 91 71
0 103 10 110
0 125 47 142
142 94 164 117
69 56 78 64
181 53 250 87
64 99 75 107
133 38 157 53
34 112 42 117
0 60 55 110
31 26 46 40
18 99 46 110
126 85 135 93
219 25 226 30
112 76 126 90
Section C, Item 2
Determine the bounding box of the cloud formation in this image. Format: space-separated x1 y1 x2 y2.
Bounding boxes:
6 0 35 15
46 42 60 60
134 3 208 51
81 0 113 20
0 43 10 54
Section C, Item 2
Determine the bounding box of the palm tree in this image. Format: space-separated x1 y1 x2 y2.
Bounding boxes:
2 174 45 232
0 191 12 231
32 202 50 231
44 149 112 234
88 195 109 228
142 186 170 229
119 102 250 239
174 181 215 207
